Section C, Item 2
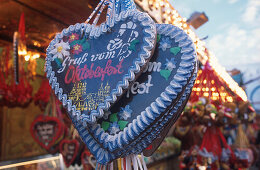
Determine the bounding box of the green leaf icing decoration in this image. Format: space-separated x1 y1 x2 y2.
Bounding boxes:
157 34 161 42
118 121 128 130
54 58 62 68
160 69 171 80
70 41 77 47
129 39 140 51
109 113 118 122
82 41 90 50
170 47 181 56
101 121 110 131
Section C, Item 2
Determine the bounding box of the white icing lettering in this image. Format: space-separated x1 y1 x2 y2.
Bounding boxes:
81 53 88 63
137 83 146 94
118 43 132 61
131 82 138 95
126 75 154 98
107 38 123 51
91 54 97 61
104 51 116 59
58 56 69 73
143 62 161 73
145 75 153 93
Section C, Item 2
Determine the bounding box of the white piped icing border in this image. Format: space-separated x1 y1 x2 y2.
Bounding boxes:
45 9 156 123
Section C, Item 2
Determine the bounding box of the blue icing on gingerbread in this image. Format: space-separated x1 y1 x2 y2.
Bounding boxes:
108 122 120 135
118 105 132 120
165 58 176 71
159 37 171 51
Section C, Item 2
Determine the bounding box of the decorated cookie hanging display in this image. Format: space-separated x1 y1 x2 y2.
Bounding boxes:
30 115 65 151
76 24 197 164
45 10 156 123
59 139 80 167
81 149 97 169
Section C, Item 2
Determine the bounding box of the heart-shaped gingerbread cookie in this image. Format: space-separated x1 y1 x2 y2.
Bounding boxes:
30 115 64 150
45 10 156 123
73 24 197 164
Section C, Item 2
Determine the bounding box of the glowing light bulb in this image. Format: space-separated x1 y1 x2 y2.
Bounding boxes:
24 55 30 61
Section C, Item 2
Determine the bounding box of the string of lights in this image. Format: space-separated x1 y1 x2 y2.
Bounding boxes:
135 0 247 101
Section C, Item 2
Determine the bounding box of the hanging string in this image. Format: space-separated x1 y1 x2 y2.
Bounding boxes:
51 94 57 118
93 0 110 25
122 0 136 11
109 161 113 170
44 102 51 116
118 158 122 170
55 98 63 120
85 0 137 27
131 155 138 170
85 0 106 24
141 153 147 170
136 155 143 170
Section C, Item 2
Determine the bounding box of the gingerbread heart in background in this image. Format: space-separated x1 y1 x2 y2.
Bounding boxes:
45 10 156 123
30 115 64 150
143 67 197 156
59 139 79 167
76 24 197 164
81 150 97 169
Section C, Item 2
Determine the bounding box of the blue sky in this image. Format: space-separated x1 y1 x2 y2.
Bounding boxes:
169 0 260 68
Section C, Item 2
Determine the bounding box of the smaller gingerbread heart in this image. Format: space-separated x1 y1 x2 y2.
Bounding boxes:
59 139 80 167
30 115 64 150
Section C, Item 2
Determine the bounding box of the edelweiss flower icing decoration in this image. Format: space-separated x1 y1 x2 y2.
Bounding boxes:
50 40 70 60
165 58 176 71
118 105 132 120
159 37 171 51
108 122 120 135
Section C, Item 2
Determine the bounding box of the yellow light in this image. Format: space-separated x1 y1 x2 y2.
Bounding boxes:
206 87 209 91
142 0 248 101
24 55 30 61
220 93 227 97
203 92 209 97
155 2 159 8
32 53 40 59
197 88 201 91
160 1 164 6
203 80 207 84
212 96 218 100
227 96 233 102
18 49 27 56
211 87 215 91
213 92 219 97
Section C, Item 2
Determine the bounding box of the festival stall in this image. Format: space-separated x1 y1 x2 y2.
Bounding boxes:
0 0 259 170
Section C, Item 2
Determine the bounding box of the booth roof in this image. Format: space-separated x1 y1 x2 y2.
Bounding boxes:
0 0 98 50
